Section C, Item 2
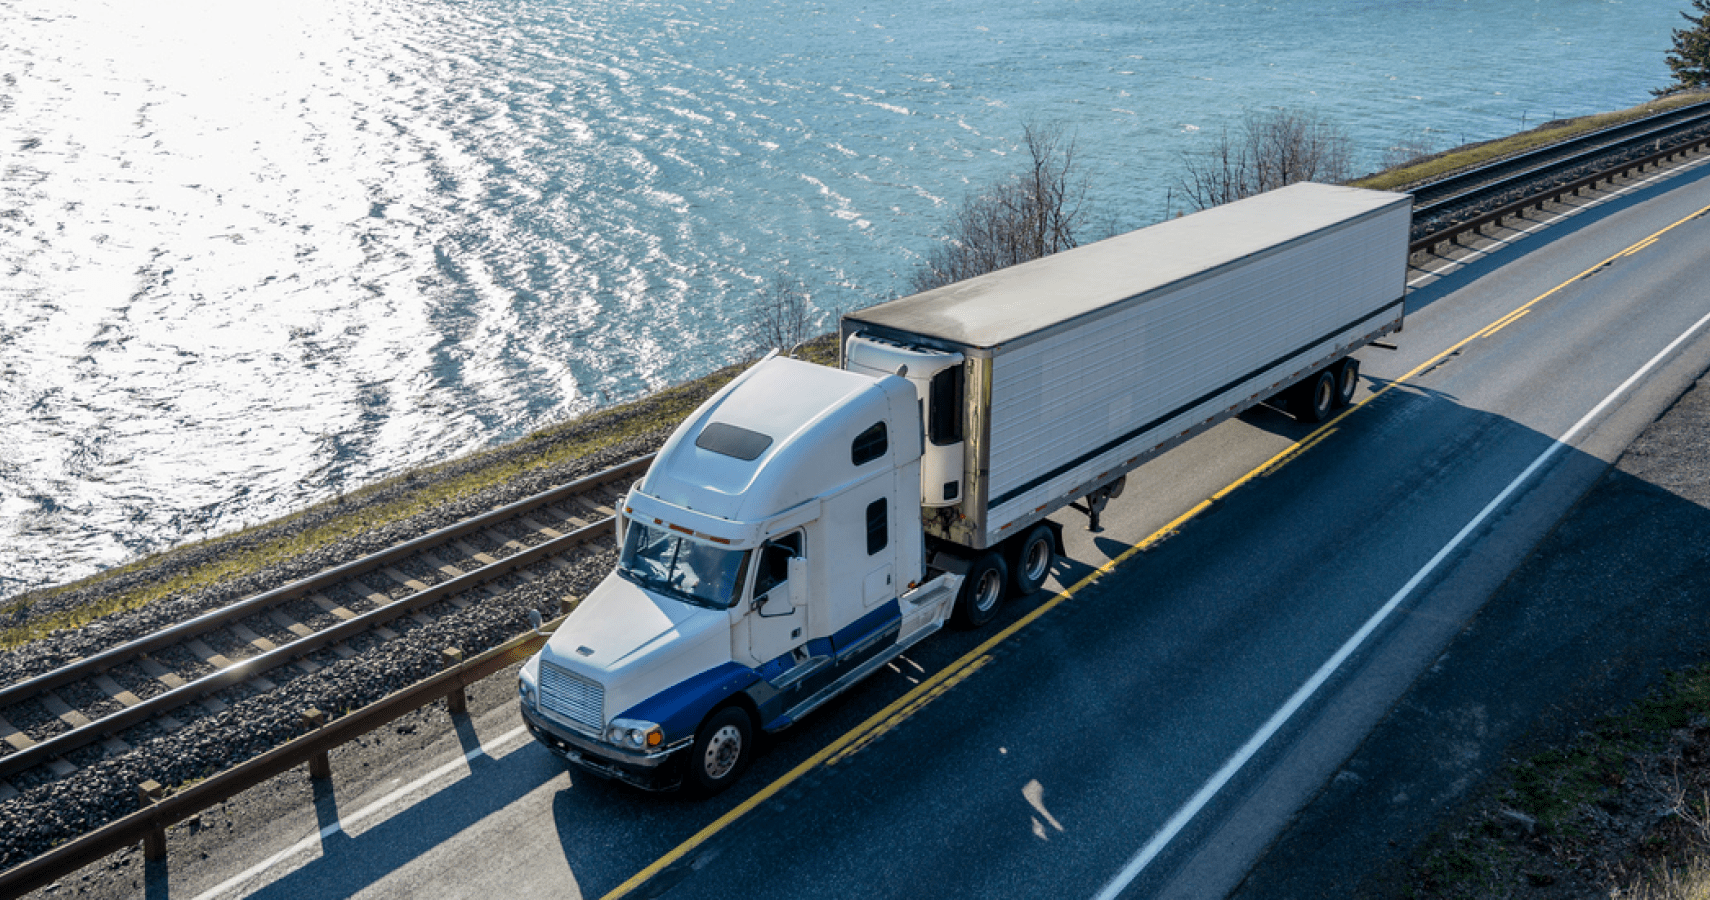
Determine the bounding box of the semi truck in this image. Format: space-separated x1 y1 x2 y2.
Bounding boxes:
518 181 1412 793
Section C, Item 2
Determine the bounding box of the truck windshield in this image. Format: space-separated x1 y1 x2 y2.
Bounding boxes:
618 522 750 610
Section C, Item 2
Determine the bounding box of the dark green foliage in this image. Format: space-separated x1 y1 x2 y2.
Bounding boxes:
1655 0 1710 96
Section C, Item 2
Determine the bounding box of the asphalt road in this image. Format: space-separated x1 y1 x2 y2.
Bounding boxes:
45 151 1710 900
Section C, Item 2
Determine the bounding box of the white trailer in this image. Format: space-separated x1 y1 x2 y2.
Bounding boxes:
518 182 1411 793
842 181 1410 549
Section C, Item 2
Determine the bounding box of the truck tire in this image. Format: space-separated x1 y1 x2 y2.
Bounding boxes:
953 551 1008 629
687 706 754 795
1333 357 1360 408
1292 369 1338 423
1009 523 1056 597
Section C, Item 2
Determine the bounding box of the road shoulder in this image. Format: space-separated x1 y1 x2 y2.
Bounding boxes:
1230 371 1710 898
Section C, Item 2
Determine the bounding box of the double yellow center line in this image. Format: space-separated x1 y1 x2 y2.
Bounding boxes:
598 198 1710 900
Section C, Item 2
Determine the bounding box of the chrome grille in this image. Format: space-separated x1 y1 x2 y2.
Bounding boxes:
539 662 604 735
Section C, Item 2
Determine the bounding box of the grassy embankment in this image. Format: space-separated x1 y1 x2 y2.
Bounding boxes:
1352 91 1710 192
4 91 1706 653
1404 666 1710 898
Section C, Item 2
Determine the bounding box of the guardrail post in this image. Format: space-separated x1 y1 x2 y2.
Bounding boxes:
138 781 166 861
559 596 576 617
302 709 331 780
441 649 467 716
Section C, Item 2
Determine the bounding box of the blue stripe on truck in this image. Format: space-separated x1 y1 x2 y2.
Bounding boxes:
615 662 759 742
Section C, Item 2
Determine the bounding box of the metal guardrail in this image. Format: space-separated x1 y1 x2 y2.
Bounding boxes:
1409 132 1710 256
0 613 564 898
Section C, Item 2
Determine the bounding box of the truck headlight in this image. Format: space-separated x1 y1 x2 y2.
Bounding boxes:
606 718 664 750
518 658 539 711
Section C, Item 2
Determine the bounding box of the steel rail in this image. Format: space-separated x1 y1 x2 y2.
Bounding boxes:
1410 98 1710 211
0 454 651 710
1409 130 1710 256
0 613 562 899
0 514 615 779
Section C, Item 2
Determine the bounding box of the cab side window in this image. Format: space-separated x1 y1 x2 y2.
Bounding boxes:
753 532 803 599
851 422 887 465
865 498 887 555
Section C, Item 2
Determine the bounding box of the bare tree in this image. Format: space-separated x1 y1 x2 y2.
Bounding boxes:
1175 108 1354 211
909 122 1095 294
747 272 813 358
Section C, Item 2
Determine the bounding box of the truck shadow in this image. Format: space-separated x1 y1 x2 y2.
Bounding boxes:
530 375 1710 900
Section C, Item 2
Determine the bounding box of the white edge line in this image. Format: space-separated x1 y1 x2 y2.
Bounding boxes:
190 724 530 900
1406 151 1710 288
1094 305 1710 900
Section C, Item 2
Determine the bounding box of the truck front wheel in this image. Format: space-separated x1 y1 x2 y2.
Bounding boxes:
954 551 1008 629
688 706 754 795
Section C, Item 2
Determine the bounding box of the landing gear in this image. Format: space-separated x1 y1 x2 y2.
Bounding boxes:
1071 475 1126 532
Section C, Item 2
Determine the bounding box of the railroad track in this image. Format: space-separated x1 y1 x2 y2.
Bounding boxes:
1409 98 1710 211
0 454 653 798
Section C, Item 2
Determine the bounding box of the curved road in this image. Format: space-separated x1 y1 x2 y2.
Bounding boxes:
64 150 1710 900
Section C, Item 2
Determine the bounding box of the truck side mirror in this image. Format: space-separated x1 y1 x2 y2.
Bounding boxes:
787 556 807 607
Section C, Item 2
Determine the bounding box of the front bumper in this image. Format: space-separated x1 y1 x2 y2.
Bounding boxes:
521 703 687 791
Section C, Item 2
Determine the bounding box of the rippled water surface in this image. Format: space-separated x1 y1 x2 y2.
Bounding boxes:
0 0 1685 598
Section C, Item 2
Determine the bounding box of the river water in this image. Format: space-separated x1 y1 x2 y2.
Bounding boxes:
0 0 1685 599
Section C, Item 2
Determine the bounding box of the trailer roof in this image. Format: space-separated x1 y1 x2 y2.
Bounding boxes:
847 182 1410 351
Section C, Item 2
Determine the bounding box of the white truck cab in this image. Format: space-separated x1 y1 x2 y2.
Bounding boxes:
519 353 964 793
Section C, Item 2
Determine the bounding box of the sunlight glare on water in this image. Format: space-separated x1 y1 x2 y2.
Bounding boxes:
0 0 1685 598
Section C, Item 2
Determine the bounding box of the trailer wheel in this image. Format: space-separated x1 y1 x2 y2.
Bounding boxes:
687 706 753 795
954 551 1008 629
1010 523 1056 596
1333 358 1360 408
1292 369 1338 423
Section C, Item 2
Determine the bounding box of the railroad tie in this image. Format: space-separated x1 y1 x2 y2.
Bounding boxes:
227 622 279 655
38 690 127 756
417 553 474 609
483 528 530 556
379 568 439 626
0 713 36 753
264 609 323 672
87 676 141 754
135 655 222 717
572 495 617 519
311 593 390 647
453 540 499 567
382 566 433 595
521 516 564 539
38 690 94 732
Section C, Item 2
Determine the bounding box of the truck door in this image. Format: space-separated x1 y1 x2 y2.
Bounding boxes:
747 531 806 666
